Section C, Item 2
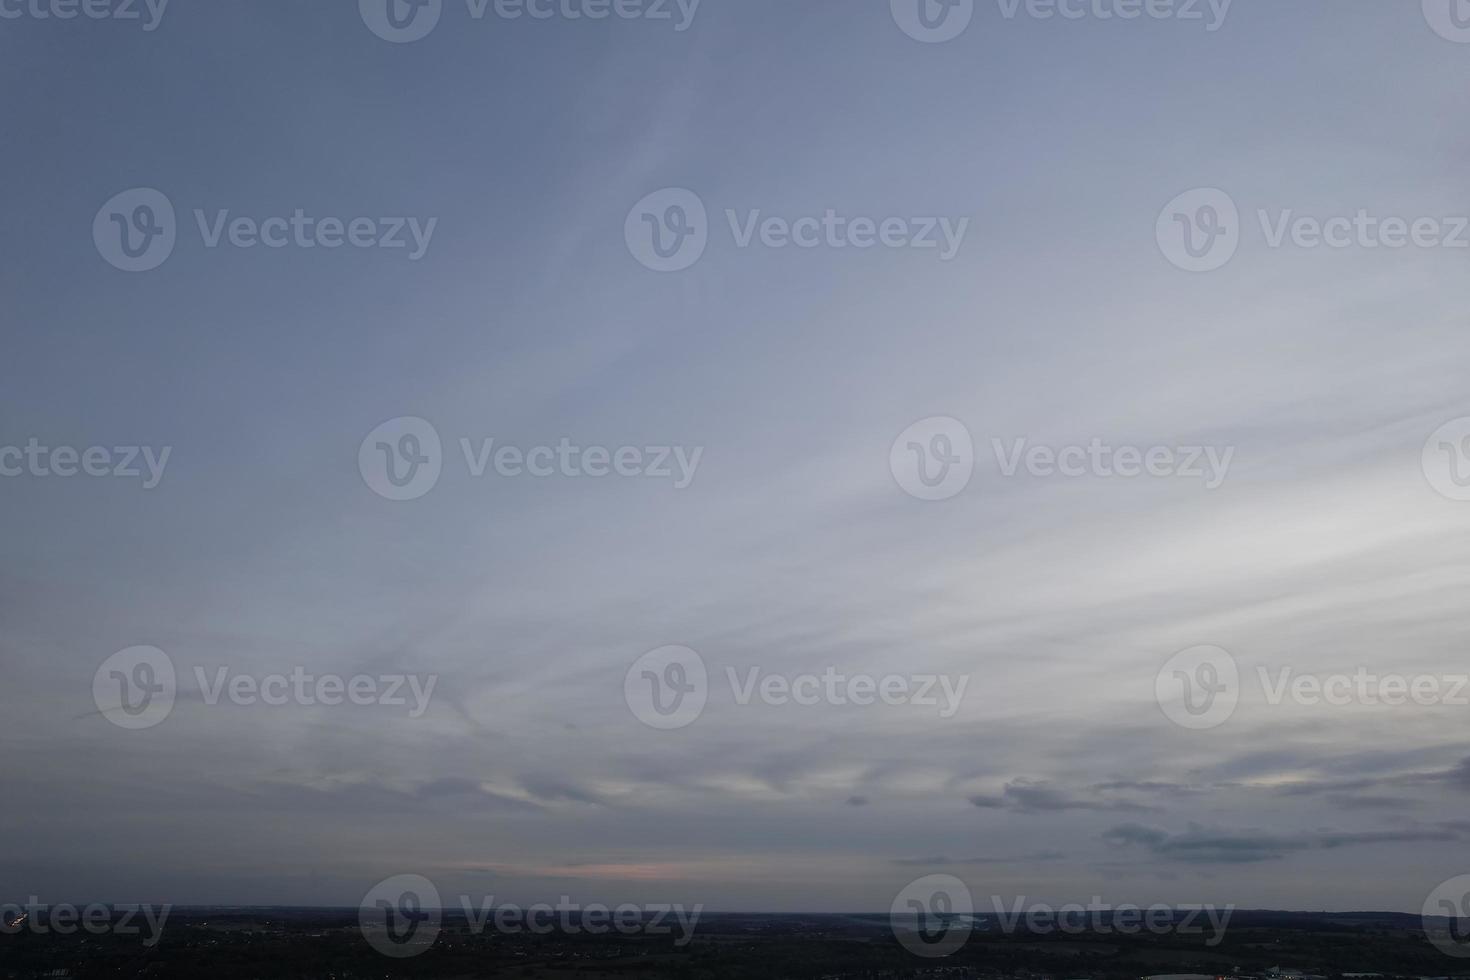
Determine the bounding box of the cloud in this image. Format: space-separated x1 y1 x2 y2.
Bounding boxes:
1103 822 1466 864
892 850 1067 867
970 780 1158 814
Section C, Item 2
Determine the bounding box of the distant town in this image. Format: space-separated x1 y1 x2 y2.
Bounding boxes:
3 906 1469 979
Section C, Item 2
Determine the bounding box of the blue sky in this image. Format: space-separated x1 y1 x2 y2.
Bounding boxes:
3 0 1470 913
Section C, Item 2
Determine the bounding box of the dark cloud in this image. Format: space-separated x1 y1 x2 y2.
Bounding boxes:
1103 822 1467 864
1102 824 1309 864
893 850 1067 868
1325 794 1418 810
518 776 603 805
970 780 1157 814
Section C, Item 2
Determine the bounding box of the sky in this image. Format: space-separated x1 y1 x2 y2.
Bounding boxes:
3 0 1470 915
